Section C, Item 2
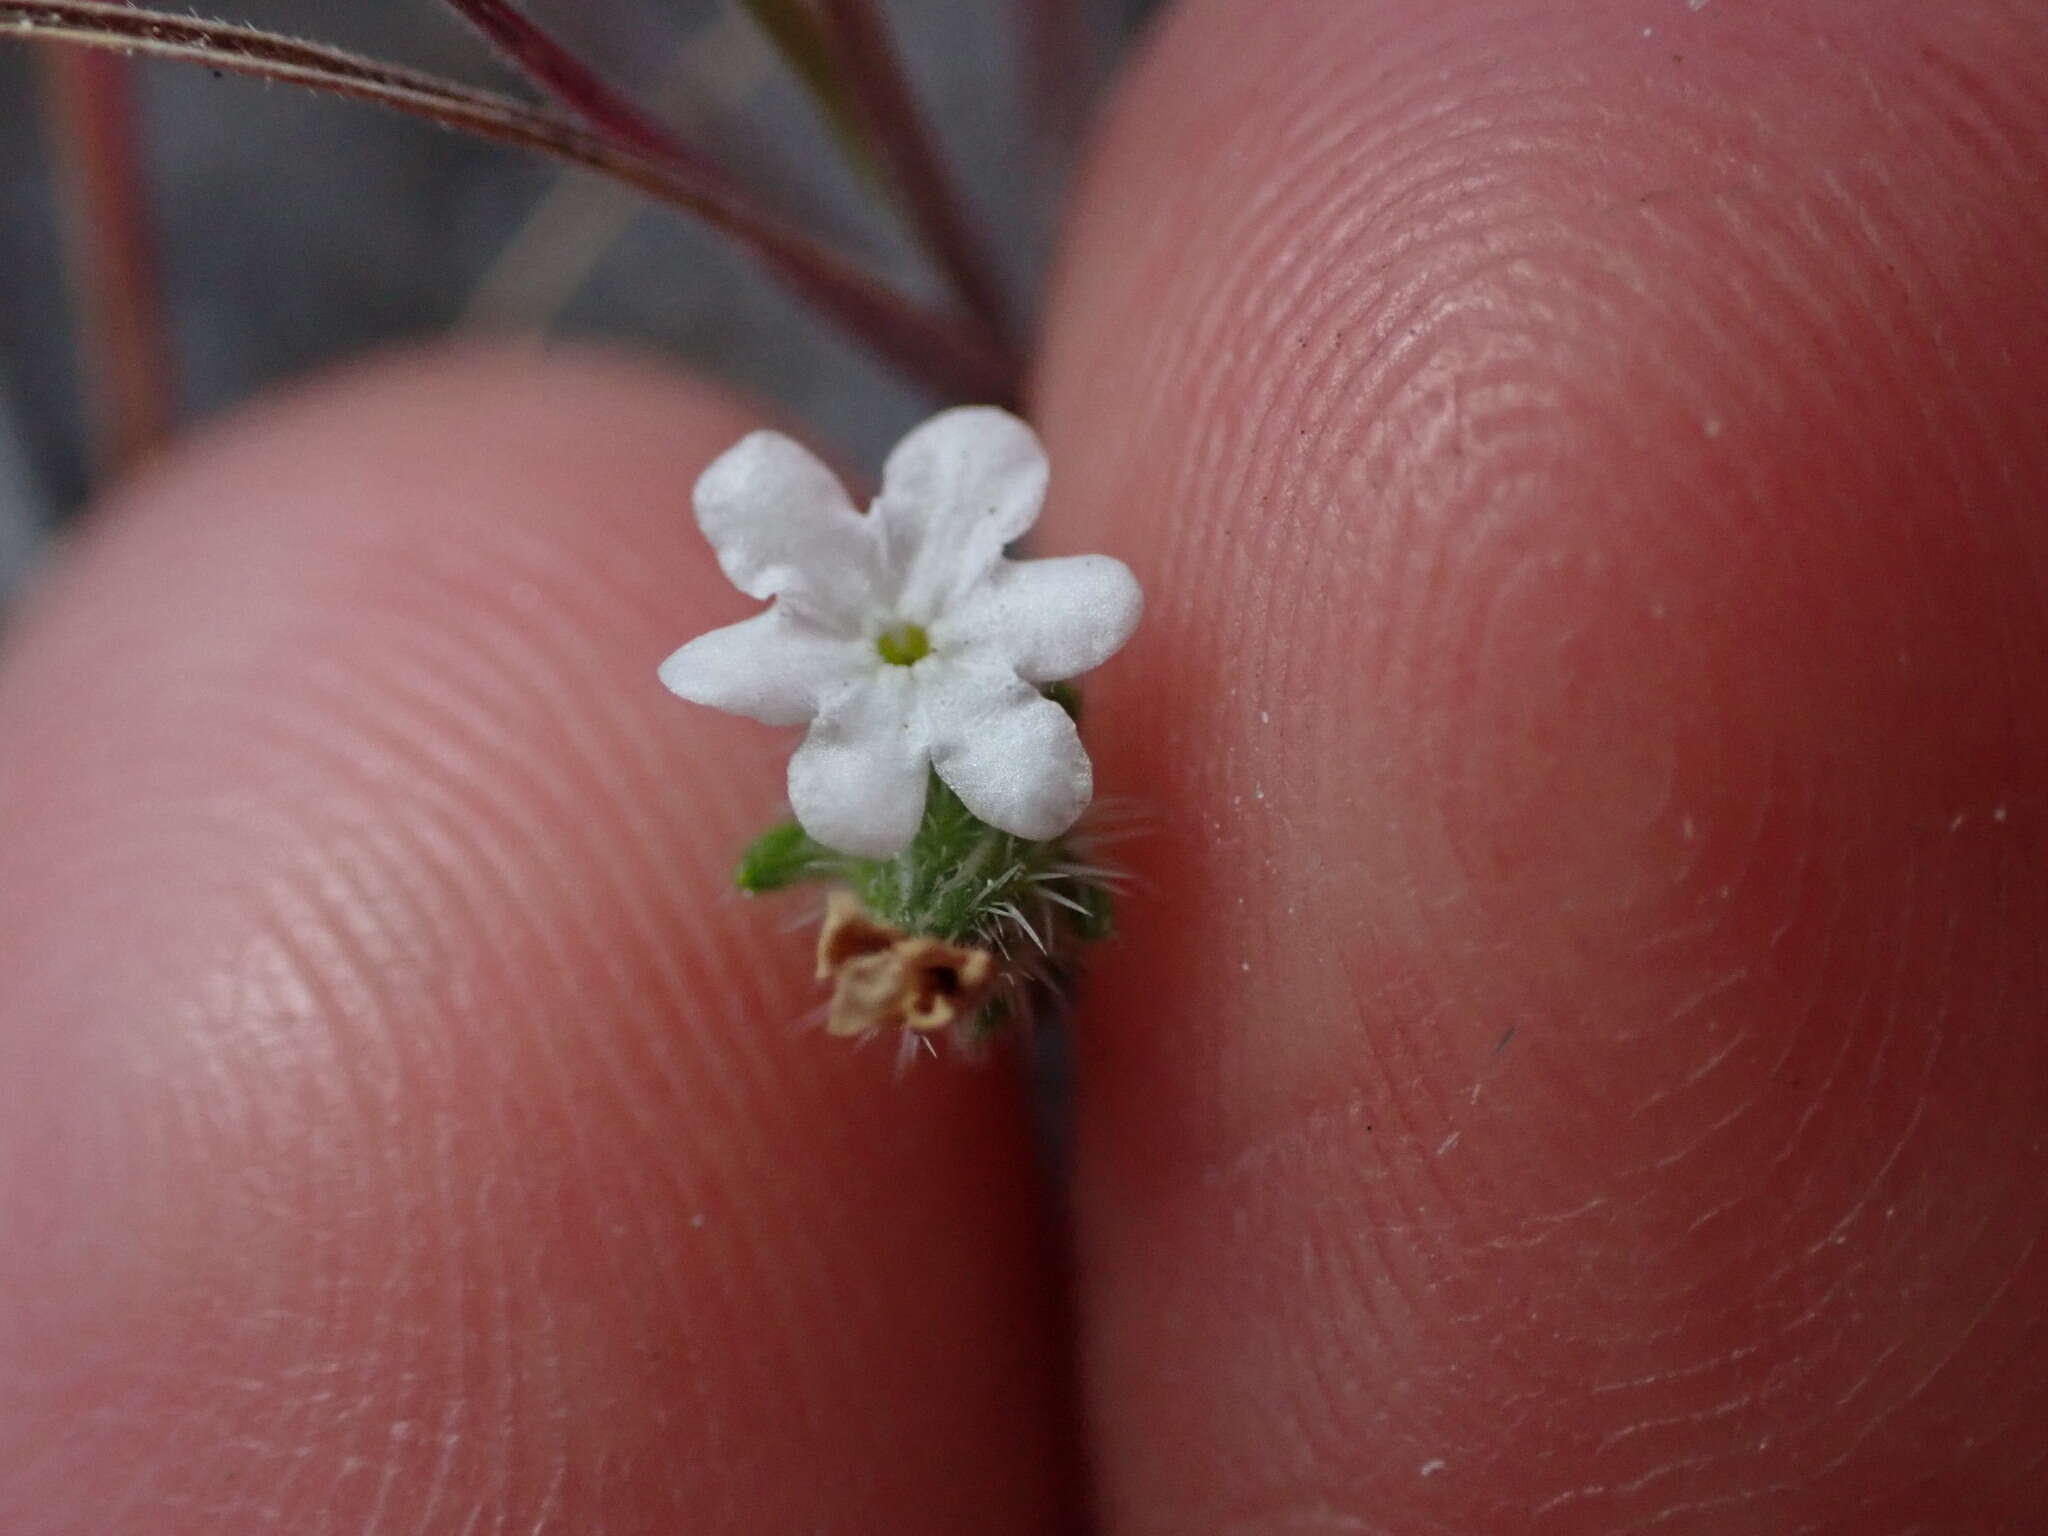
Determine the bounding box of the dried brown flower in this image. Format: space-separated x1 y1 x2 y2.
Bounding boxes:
815 890 996 1038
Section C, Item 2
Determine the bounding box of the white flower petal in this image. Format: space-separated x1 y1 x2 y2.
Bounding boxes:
788 669 931 857
872 407 1048 621
658 607 868 726
933 553 1142 683
921 660 1091 841
694 431 876 622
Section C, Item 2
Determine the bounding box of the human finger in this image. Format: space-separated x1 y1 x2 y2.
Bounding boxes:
1036 0 2048 1528
0 347 1079 1532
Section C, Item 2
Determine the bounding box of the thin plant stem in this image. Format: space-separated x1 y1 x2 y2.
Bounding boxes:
813 0 1015 349
463 8 772 331
735 0 881 187
437 0 696 163
437 0 1018 388
1018 0 1092 161
0 1 1018 403
37 46 173 477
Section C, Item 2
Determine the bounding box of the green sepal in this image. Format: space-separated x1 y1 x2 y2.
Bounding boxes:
735 820 835 893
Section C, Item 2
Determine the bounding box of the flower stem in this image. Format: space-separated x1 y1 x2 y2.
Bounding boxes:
736 0 883 190
1016 0 1093 162
36 45 173 479
813 0 1017 352
462 10 772 332
436 0 702 168
0 1 1020 405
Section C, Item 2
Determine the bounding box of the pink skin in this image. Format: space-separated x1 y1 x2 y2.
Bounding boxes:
0 358 1076 1531
1041 1 2048 1529
3 0 2045 1529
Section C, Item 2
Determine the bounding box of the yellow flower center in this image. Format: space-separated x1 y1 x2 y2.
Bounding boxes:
875 621 931 667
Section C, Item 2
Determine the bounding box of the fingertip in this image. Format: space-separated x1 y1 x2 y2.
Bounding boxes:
1038 0 2048 1527
0 343 1077 1531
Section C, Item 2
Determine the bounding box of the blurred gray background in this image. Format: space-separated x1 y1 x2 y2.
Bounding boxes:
0 0 1160 600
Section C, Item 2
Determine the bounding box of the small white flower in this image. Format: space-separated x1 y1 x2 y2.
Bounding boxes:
660 407 1142 859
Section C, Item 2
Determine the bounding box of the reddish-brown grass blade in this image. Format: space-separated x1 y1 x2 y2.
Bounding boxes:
0 1 1018 402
